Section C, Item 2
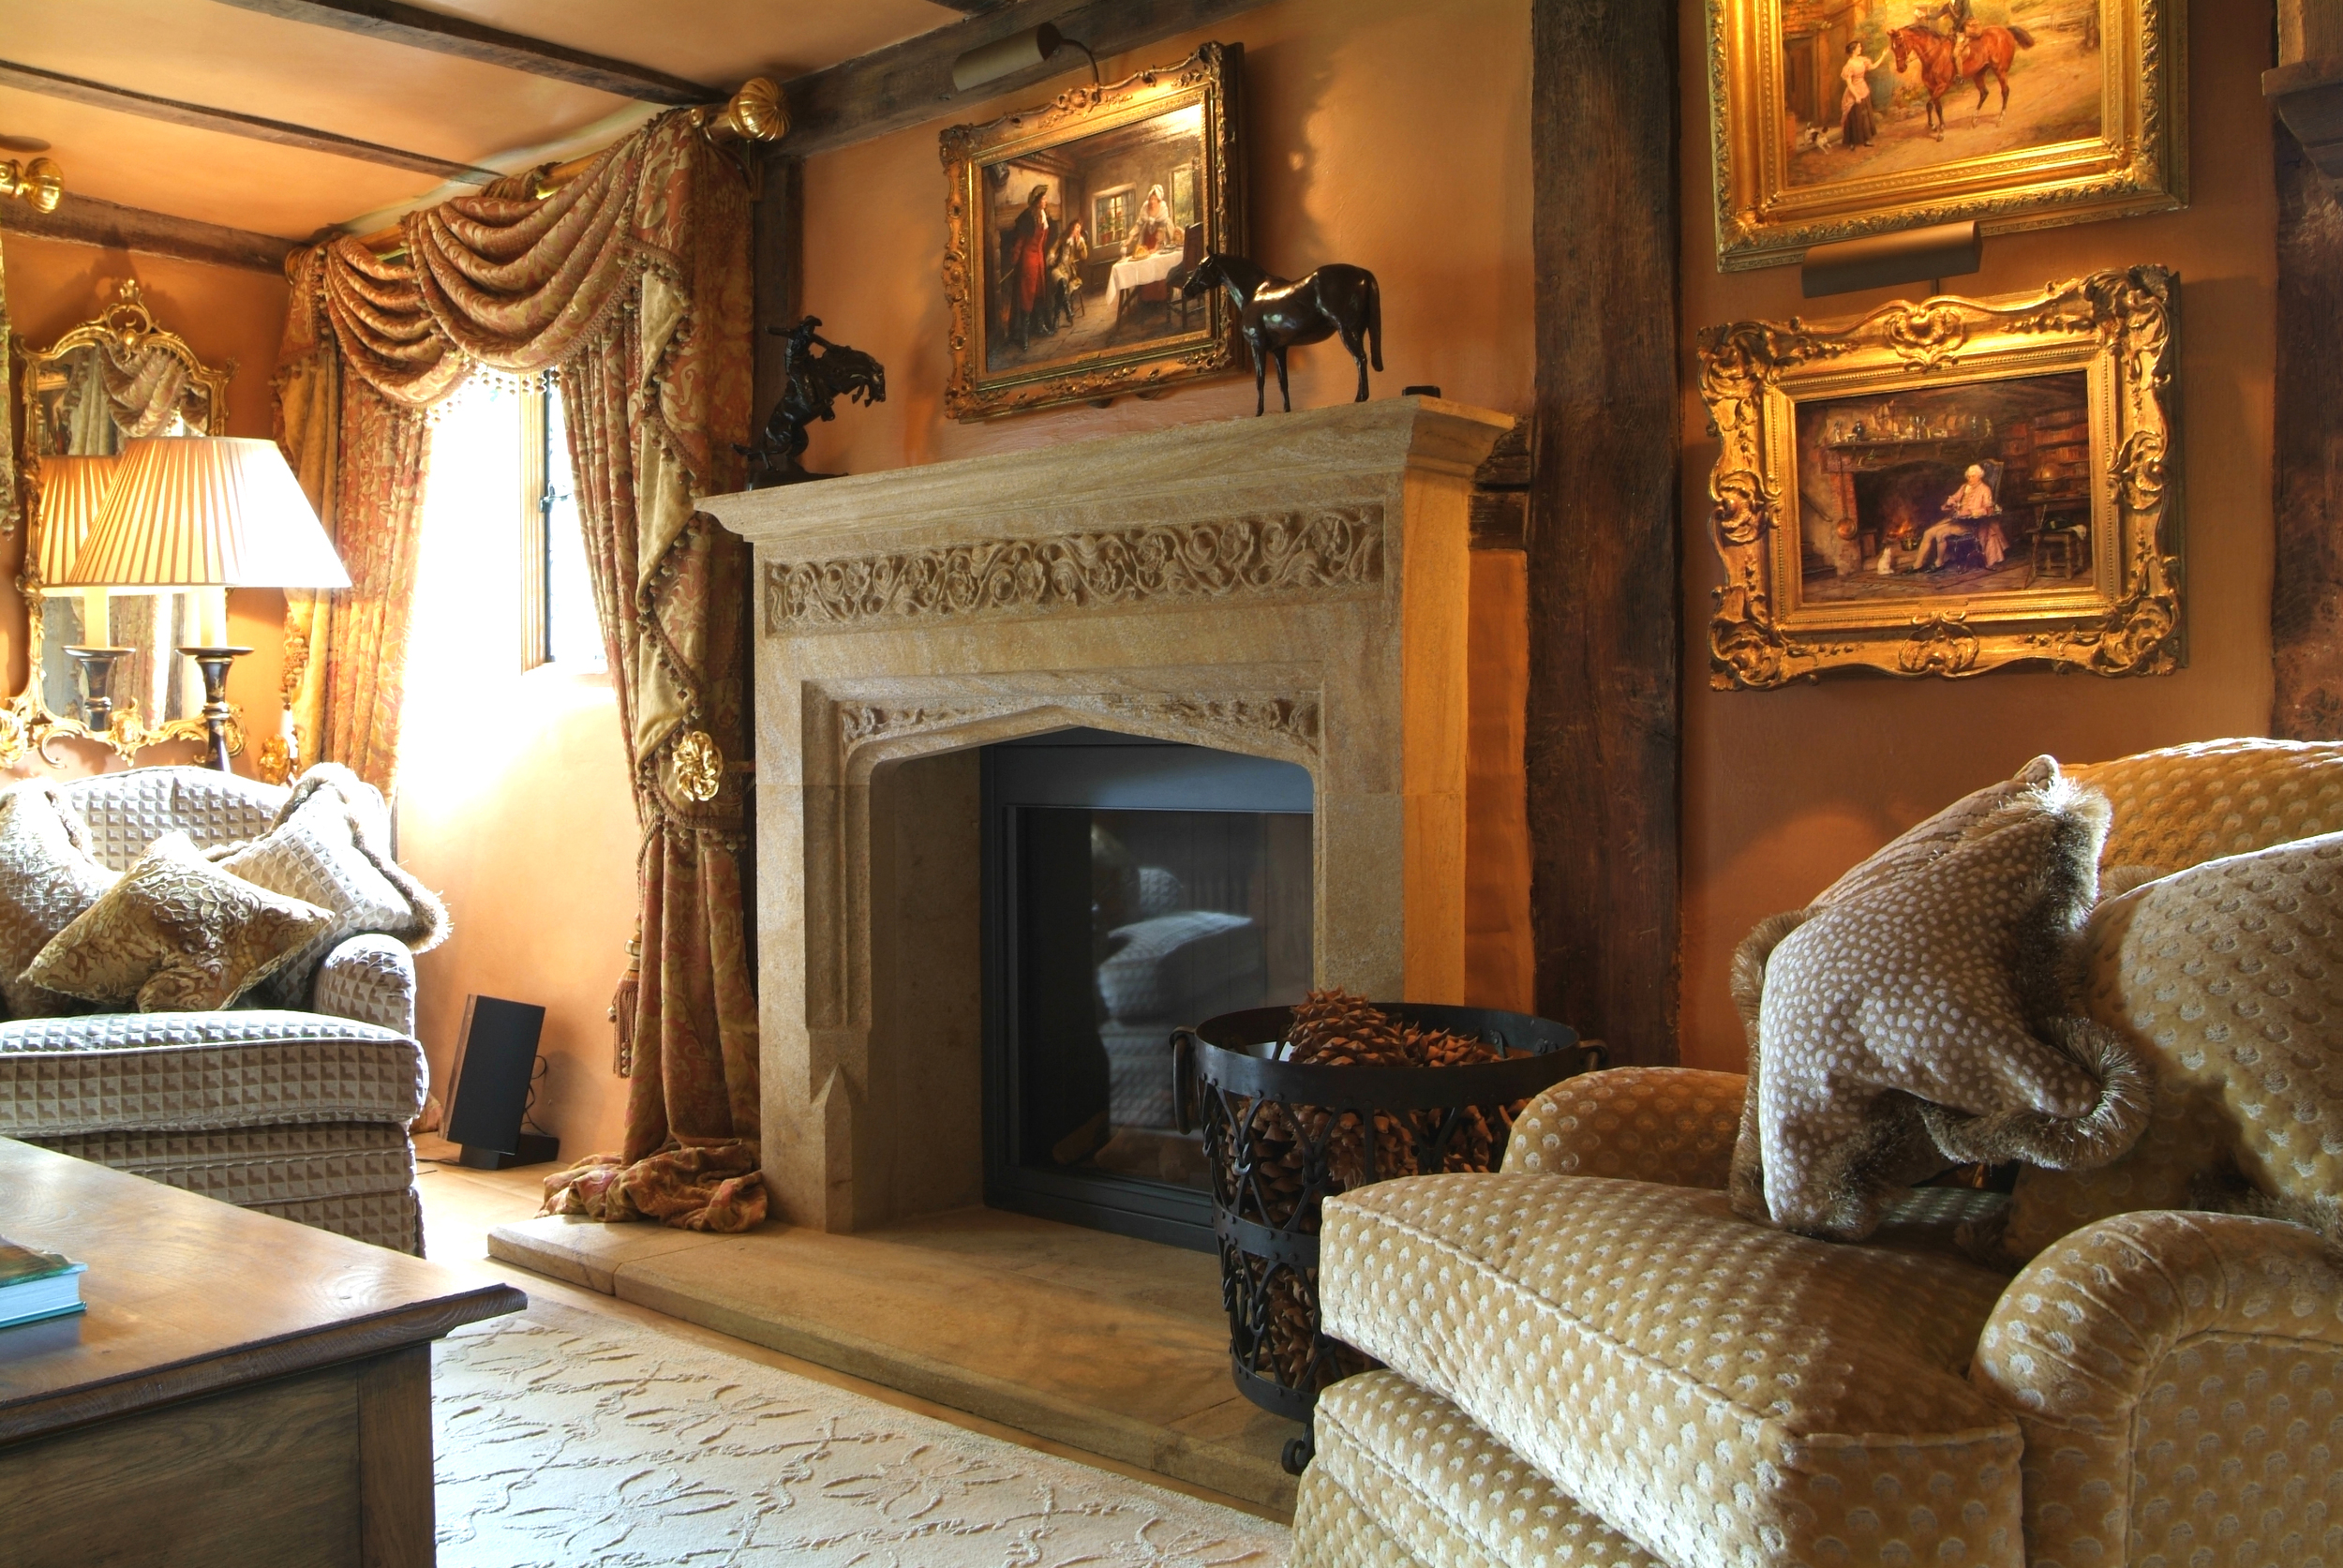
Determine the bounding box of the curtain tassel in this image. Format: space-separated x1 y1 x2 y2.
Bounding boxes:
609 936 642 1077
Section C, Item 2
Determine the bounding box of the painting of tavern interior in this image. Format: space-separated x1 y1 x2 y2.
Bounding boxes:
984 104 1209 374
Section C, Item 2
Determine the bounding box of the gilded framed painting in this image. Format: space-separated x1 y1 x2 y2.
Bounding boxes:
1700 265 2181 686
1708 0 2186 270
941 43 1244 421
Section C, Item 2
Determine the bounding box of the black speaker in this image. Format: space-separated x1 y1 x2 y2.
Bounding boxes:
445 995 559 1170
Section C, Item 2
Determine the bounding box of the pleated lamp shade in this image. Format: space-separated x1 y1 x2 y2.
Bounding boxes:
34 454 123 592
62 436 350 590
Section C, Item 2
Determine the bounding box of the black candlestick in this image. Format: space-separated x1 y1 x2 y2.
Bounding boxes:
61 645 132 735
176 645 252 772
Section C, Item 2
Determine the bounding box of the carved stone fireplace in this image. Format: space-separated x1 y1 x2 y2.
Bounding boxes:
702 396 1511 1232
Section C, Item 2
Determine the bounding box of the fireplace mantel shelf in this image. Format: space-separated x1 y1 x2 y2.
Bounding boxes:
699 396 1509 559
705 395 1513 1232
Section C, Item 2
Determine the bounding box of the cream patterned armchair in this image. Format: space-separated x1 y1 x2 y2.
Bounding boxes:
0 768 429 1253
1297 739 2343 1568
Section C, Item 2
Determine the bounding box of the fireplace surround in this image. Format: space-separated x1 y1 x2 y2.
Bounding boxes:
702 396 1513 1232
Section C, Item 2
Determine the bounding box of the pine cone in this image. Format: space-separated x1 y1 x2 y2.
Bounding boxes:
1287 989 1409 1065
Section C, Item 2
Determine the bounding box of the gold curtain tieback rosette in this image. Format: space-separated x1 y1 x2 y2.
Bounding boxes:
673 729 724 802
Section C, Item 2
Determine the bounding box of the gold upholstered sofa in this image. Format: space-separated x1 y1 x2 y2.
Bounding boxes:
1296 739 2343 1568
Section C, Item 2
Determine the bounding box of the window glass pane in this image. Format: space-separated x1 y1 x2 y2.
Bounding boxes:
406 375 524 698
544 382 605 672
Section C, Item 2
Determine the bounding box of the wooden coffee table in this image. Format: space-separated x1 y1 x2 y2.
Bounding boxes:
0 1137 525 1567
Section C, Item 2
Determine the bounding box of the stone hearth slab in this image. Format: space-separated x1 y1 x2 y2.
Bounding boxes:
487 1205 1303 1510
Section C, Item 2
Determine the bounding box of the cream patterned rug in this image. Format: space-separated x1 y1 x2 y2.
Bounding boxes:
433 1303 1289 1567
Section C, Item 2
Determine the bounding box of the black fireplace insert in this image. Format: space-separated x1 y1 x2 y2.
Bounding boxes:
981 727 1312 1250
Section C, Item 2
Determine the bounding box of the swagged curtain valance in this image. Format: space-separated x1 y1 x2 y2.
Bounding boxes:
273 110 765 1230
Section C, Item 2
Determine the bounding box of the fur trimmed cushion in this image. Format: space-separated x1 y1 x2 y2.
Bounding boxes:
1729 757 2150 1241
1988 829 2343 1262
0 781 118 1020
24 832 336 1012
214 776 446 1007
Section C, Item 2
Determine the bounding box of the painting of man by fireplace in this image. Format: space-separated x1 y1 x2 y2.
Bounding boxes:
943 44 1244 419
1703 268 2178 685
1790 369 2096 605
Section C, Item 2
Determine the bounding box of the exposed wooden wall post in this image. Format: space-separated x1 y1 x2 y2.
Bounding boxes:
2268 4 2343 737
1525 0 1683 1062
751 151 805 430
2270 118 2343 736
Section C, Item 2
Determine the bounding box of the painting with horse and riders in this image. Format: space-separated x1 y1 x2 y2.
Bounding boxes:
1783 0 2100 187
1708 0 2182 269
941 44 1245 420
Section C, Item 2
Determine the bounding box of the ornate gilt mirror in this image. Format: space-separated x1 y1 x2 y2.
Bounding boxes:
13 279 232 764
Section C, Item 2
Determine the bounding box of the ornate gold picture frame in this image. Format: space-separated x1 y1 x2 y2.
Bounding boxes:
1708 0 2185 270
941 43 1243 421
1700 265 2180 687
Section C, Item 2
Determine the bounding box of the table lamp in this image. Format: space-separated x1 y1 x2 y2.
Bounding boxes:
60 436 350 771
34 454 134 732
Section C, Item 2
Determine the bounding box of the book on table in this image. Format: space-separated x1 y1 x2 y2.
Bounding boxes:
0 1236 87 1329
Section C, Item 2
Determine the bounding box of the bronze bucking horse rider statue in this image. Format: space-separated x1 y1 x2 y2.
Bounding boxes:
739 316 887 486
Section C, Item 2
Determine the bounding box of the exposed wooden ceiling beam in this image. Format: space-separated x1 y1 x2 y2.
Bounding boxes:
0 58 500 184
779 0 1275 159
0 190 293 274
210 0 720 107
922 0 1018 13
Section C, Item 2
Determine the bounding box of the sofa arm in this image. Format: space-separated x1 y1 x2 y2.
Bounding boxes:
311 934 418 1037
1972 1210 2343 1568
1500 1066 1745 1188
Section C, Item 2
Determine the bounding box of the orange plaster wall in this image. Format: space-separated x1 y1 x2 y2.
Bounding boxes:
396 670 637 1159
1673 0 2279 1070
798 0 1534 473
0 234 290 780
1466 549 1532 1012
796 0 1538 1008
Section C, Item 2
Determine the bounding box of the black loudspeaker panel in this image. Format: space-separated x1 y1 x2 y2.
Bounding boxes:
446 994 550 1161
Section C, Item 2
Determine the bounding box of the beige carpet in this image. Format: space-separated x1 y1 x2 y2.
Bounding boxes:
433 1302 1291 1567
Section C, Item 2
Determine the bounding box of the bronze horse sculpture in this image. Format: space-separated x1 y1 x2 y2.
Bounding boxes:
1181 253 1382 414
1888 22 2035 136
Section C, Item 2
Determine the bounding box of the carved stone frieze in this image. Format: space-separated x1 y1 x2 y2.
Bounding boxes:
1091 694 1321 754
834 701 1019 750
769 507 1383 633
832 692 1321 762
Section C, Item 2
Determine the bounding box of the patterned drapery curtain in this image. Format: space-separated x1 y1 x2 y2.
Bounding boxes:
271 111 765 1230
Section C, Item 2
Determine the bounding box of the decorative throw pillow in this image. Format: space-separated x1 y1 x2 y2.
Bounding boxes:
215 787 447 1006
1990 829 2343 1262
1727 758 2151 1241
0 781 118 1019
23 832 336 1012
1807 754 2069 910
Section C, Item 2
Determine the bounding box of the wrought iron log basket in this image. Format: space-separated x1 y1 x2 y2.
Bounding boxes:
1172 1003 1599 1473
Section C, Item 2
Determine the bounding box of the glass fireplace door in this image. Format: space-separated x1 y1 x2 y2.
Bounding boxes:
983 729 1312 1249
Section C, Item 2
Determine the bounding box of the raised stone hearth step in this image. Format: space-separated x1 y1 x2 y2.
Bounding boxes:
486 1204 1303 1511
